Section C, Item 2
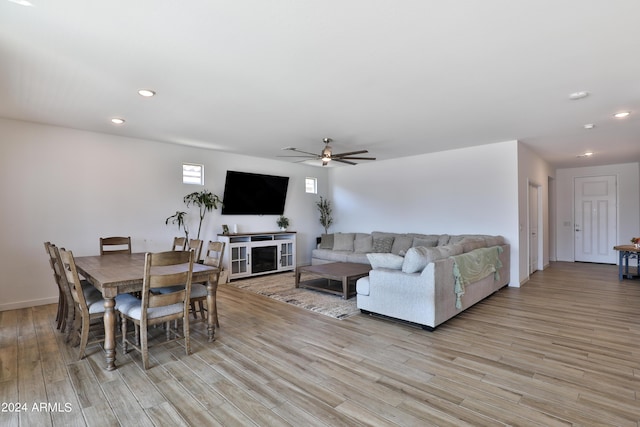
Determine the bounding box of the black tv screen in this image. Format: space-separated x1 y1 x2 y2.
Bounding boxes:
221 170 289 215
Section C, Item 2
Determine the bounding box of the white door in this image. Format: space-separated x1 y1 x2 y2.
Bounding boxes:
574 175 617 263
529 184 539 274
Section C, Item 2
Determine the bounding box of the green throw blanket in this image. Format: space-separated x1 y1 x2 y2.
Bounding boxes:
452 246 503 309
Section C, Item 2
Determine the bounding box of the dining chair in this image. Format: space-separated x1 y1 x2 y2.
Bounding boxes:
44 242 71 332
188 239 203 261
171 237 187 251
100 236 132 255
116 250 194 370
58 247 121 359
190 241 225 326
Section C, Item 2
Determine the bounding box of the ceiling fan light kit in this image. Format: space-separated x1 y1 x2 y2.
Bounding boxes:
279 137 376 166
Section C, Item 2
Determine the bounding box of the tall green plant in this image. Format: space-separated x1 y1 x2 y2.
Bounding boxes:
183 190 223 239
165 211 189 241
316 196 333 234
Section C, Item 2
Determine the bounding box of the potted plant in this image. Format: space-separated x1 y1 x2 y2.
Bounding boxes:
277 215 290 231
165 189 223 242
316 196 333 234
183 190 223 239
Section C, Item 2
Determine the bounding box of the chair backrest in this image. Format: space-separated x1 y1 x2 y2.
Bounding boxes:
58 247 91 317
203 241 225 269
188 239 203 261
44 241 73 303
141 250 194 321
172 237 187 251
100 236 132 255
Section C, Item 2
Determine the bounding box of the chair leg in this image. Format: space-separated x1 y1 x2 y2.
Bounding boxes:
121 315 128 353
141 325 149 370
56 291 64 329
213 299 219 328
77 315 89 360
183 317 191 356
190 302 198 319
197 301 206 320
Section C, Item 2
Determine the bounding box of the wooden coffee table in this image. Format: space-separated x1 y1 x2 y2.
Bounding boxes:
295 262 371 299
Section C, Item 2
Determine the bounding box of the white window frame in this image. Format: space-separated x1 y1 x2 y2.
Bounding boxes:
183 163 204 185
305 177 317 194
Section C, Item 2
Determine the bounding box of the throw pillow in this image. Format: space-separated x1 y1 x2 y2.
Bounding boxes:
354 234 373 253
371 236 394 253
333 233 355 251
367 253 404 270
319 234 334 249
402 246 431 273
391 235 413 255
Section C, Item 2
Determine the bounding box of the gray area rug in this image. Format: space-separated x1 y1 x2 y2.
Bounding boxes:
225 272 359 319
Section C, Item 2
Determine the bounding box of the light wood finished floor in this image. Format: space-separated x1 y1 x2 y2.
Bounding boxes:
1 261 639 426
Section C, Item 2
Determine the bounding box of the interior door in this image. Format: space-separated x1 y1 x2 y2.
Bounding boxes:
529 184 539 274
574 175 617 263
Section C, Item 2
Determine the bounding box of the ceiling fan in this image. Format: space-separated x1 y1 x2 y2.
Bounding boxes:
279 138 376 166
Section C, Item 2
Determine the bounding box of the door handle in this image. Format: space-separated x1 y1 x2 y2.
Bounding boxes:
575 228 581 232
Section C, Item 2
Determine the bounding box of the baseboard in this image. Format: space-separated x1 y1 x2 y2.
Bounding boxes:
0 296 58 312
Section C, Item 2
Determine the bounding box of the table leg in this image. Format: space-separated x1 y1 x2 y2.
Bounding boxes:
295 269 301 288
103 297 116 371
342 277 348 299
619 250 624 281
206 277 217 342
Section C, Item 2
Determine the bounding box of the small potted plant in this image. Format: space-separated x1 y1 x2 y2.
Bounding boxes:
277 215 290 231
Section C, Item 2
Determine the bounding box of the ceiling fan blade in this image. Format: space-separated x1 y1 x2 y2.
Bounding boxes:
277 155 319 158
332 158 357 165
336 156 376 161
281 147 319 156
331 150 369 157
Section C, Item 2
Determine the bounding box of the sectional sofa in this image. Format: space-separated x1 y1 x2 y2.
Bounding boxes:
312 231 510 329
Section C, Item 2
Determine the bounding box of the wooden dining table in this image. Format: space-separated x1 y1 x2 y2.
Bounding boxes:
74 252 219 371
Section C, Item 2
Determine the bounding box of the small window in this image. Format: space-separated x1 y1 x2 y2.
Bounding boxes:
183 163 204 185
305 177 317 194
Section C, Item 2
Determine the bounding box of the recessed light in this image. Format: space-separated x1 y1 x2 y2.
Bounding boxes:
576 152 594 158
583 123 595 129
138 89 156 97
569 91 589 100
111 118 125 125
614 111 630 118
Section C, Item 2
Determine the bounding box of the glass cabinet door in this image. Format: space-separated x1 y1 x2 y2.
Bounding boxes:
231 246 248 274
280 242 293 268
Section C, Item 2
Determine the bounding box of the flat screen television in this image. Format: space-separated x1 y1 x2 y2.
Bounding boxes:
221 170 289 215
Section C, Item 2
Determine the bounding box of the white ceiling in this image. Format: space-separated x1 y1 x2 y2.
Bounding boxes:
1 0 639 168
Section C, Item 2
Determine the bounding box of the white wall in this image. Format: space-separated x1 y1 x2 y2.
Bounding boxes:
327 140 520 286
555 162 640 262
0 118 328 310
518 143 555 283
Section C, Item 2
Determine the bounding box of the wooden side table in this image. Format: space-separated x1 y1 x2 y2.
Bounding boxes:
613 245 640 280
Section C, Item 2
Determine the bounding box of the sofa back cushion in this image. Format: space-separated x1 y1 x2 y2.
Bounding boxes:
354 233 373 253
333 233 355 251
